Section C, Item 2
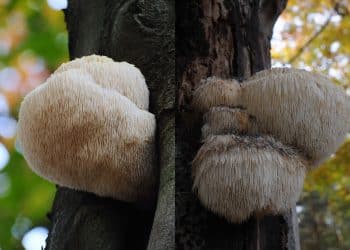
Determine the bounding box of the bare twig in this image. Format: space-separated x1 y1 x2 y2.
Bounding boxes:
287 2 345 64
288 14 332 64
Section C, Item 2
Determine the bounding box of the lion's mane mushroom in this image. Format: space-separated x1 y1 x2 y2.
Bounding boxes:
191 67 350 222
17 55 156 203
242 69 350 166
192 134 306 223
192 68 350 166
191 77 242 113
201 107 258 140
55 55 149 110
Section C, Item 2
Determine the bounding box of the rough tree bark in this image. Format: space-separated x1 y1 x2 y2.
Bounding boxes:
45 1 174 249
176 0 300 249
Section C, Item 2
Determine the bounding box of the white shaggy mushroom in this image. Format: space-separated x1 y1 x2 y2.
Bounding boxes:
17 56 156 202
192 134 307 223
55 54 149 110
192 68 350 166
242 69 350 166
191 77 242 113
201 107 258 140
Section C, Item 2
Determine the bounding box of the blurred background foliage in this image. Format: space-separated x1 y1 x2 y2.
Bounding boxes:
0 0 349 249
0 0 67 249
272 0 350 249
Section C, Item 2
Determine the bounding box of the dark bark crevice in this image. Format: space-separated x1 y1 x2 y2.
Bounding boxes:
230 0 287 78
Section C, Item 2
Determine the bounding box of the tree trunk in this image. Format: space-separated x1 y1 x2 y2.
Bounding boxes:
45 1 174 249
176 0 300 249
44 0 301 249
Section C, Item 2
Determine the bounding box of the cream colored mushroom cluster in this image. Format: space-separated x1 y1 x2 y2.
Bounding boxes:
191 68 350 223
17 55 157 203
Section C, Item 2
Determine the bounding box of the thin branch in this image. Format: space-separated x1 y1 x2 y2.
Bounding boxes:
288 13 332 64
286 1 347 64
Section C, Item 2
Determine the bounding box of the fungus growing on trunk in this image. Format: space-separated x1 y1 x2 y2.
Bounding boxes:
17 55 157 203
201 107 258 140
192 68 350 166
191 68 350 222
192 134 306 223
242 69 350 166
191 77 241 113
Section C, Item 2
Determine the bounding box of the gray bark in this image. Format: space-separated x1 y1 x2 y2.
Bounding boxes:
176 0 300 249
45 0 174 249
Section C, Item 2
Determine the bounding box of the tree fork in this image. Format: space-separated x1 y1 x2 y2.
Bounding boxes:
176 0 299 249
